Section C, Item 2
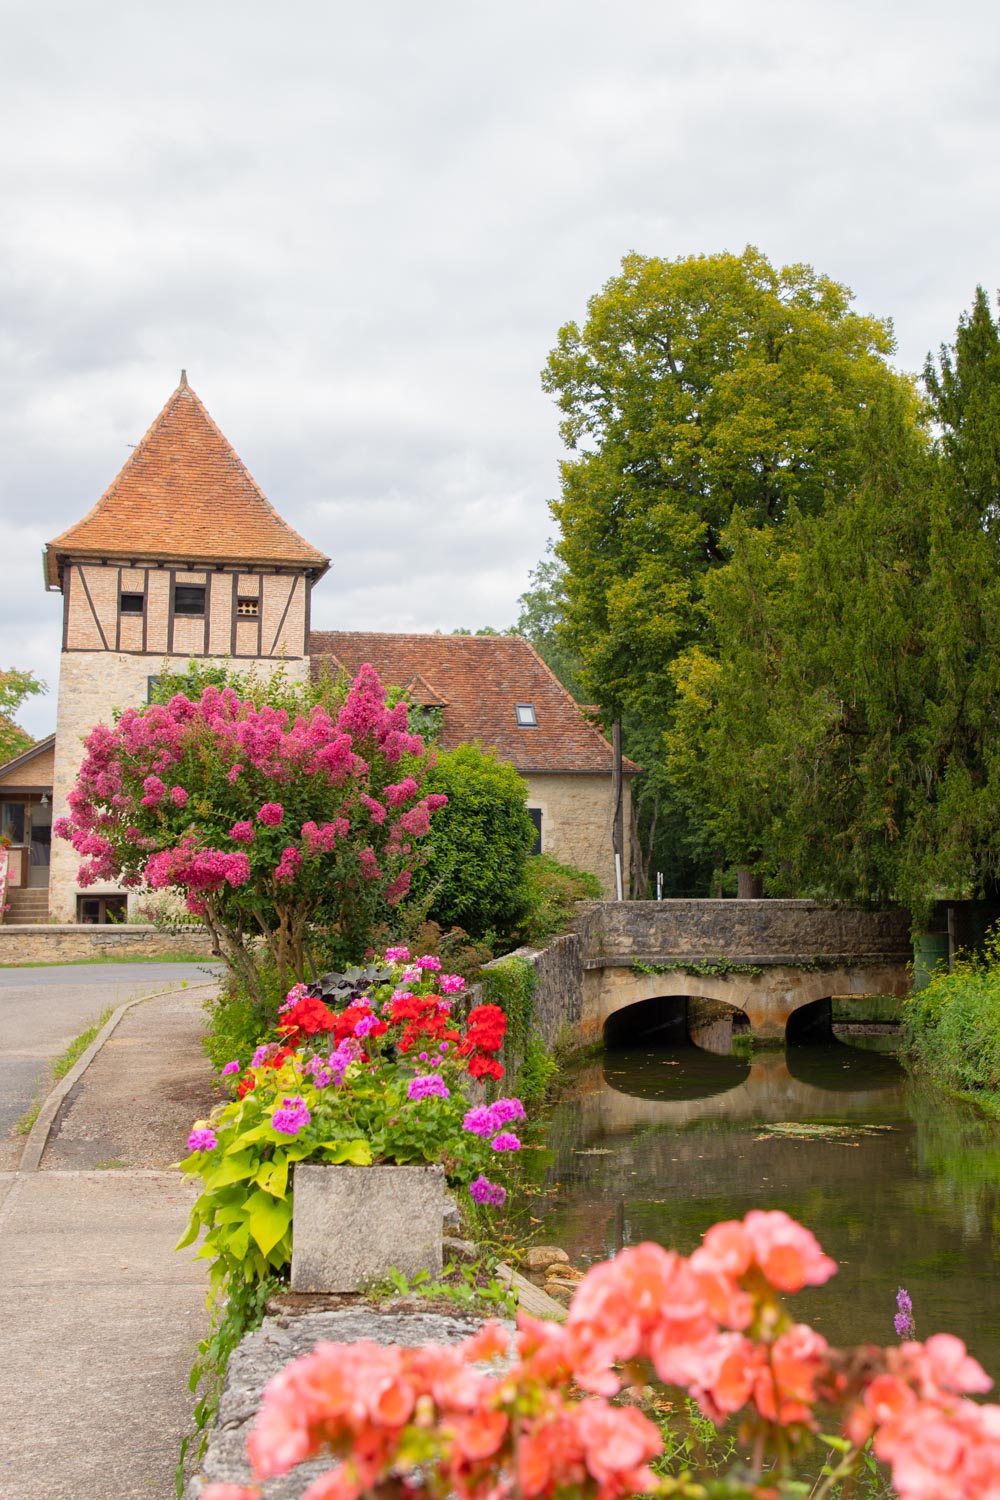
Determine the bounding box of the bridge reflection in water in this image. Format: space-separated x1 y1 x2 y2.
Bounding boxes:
584 1045 904 1131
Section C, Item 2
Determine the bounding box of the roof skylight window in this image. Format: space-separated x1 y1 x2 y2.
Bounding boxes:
515 703 538 727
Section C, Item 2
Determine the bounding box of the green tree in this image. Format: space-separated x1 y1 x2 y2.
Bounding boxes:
542 247 903 727
667 289 1000 922
541 247 911 892
0 668 45 763
409 742 536 939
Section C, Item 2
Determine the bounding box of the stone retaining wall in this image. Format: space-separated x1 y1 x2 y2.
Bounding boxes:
0 923 216 965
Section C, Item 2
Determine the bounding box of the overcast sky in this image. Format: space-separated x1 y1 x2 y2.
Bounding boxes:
2 0 997 740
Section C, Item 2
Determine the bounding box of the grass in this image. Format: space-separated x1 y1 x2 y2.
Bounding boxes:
14 1004 114 1134
0 952 215 969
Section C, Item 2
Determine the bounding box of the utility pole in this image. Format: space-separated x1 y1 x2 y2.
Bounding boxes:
612 718 624 900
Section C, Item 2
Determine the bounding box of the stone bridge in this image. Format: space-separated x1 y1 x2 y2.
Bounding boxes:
519 899 912 1050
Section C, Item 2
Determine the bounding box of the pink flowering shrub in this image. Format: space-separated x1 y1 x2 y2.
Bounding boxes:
56 666 446 998
201 1213 1000 1500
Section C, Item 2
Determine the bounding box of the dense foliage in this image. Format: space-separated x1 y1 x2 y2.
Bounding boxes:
409 743 537 940
902 936 1000 1112
667 291 1000 918
56 666 444 997
539 247 914 895
0 666 45 763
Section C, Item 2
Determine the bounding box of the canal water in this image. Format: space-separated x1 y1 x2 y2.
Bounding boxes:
524 1038 1000 1377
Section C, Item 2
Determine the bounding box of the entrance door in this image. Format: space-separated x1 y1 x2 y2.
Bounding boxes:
28 802 51 888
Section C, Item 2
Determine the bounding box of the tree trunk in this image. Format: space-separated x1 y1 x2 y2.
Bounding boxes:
737 866 764 899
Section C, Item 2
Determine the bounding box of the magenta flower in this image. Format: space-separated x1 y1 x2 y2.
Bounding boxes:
354 1014 379 1038
490 1132 521 1152
418 955 442 972
229 820 255 844
440 974 465 994
407 1073 450 1101
272 1096 311 1136
141 775 166 807
488 1097 526 1127
170 786 189 808
384 944 410 963
221 1060 241 1077
187 1127 218 1152
257 802 284 826
469 1175 506 1207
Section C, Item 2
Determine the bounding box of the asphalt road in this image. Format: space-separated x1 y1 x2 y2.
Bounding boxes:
0 961 223 1142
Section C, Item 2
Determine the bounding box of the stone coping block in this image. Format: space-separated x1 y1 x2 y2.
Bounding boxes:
291 1163 446 1293
184 1306 493 1498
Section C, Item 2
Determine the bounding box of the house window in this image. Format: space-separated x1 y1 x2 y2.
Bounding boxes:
1 802 26 843
237 597 259 617
527 807 542 856
515 703 538 727
120 592 144 614
174 584 206 616
77 894 128 925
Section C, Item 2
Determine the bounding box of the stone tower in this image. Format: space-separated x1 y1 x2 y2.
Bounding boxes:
43 374 330 922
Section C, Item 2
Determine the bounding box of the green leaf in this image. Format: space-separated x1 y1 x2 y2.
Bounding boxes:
174 1216 201 1251
256 1155 289 1197
320 1138 373 1166
244 1189 292 1256
203 1150 259 1189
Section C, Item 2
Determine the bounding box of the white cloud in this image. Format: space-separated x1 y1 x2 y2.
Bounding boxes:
1 0 998 742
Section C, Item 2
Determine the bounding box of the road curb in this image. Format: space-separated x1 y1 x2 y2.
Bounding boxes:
18 980 220 1173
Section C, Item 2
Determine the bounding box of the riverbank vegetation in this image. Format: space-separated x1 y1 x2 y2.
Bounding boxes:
902 940 1000 1116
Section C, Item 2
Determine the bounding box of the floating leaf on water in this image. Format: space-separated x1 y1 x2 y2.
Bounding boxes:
753 1122 895 1142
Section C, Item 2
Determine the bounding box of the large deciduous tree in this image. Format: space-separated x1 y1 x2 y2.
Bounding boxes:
541 246 912 891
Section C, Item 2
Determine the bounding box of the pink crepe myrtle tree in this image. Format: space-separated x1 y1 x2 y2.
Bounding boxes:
55 666 446 1002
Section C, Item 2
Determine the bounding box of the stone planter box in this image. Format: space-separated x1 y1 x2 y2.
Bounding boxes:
290 1163 446 1293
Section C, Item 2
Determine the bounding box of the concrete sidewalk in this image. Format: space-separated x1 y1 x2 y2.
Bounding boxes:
0 984 220 1500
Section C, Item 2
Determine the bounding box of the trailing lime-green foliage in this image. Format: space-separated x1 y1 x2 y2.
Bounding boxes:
902 937 1000 1112
516 853 601 946
177 1270 279 1495
411 743 536 940
481 954 537 1059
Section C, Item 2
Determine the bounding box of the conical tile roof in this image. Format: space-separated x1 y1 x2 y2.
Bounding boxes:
44 374 329 588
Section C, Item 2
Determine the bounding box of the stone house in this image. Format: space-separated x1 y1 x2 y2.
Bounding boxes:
0 375 636 923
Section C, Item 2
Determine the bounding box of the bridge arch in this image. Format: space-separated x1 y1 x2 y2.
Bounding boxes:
584 962 909 1046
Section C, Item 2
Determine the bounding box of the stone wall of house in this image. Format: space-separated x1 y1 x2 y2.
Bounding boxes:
0 924 215 965
48 650 311 921
0 742 54 786
522 773 634 899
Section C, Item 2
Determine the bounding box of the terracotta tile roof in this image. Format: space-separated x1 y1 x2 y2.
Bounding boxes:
44 374 329 589
309 631 640 775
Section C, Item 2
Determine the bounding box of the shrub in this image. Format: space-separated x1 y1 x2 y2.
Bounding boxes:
56 666 445 1000
902 939 1000 1105
411 744 536 940
516 853 602 946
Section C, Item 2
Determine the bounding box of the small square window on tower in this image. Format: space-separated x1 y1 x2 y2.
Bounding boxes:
237 597 259 617
515 703 538 727
120 591 144 614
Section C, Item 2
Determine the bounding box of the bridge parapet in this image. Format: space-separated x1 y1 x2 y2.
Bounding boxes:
576 899 912 963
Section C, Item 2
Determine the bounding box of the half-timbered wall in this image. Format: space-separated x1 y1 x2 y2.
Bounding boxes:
61 562 310 660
